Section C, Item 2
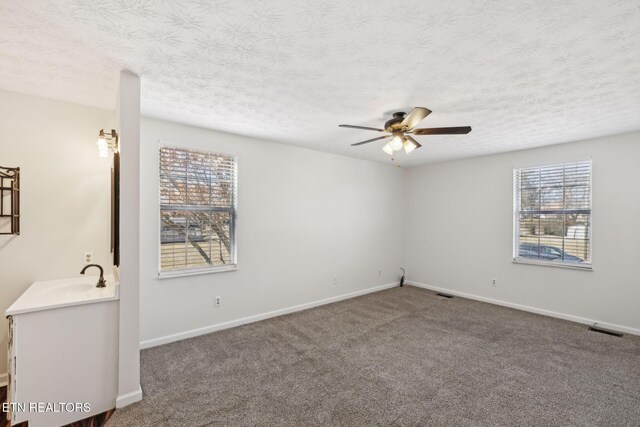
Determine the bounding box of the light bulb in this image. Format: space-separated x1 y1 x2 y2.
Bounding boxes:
390 135 403 151
403 138 418 154
382 142 394 155
97 133 109 158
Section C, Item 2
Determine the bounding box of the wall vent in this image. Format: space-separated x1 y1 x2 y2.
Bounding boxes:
588 326 623 337
436 293 453 299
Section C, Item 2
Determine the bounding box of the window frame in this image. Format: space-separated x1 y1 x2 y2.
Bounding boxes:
512 159 593 271
157 141 238 278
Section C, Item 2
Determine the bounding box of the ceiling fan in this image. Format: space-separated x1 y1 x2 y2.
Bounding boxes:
339 107 471 155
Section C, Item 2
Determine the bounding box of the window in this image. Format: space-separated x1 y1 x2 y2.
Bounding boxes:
159 145 237 276
513 160 591 269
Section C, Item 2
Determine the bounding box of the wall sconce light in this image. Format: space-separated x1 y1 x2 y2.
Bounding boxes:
97 129 119 158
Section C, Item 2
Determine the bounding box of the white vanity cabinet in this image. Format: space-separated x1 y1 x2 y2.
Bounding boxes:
6 275 119 427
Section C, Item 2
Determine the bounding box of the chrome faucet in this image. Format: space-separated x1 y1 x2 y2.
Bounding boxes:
80 264 107 288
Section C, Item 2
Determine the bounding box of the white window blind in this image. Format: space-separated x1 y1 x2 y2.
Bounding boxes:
513 160 591 268
159 145 237 275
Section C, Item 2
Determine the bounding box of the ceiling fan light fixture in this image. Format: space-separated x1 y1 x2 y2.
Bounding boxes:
403 138 418 154
390 134 404 151
339 106 471 158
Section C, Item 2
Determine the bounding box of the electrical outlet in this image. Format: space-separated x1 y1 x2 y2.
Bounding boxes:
378 268 382 276
214 296 222 307
491 278 497 287
83 252 93 264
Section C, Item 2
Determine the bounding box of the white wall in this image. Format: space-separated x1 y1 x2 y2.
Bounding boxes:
0 90 114 381
404 132 640 333
139 118 405 346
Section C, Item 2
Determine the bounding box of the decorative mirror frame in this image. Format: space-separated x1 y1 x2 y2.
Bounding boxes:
0 166 20 235
111 153 120 266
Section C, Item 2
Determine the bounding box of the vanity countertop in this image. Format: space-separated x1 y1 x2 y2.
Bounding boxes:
6 274 119 316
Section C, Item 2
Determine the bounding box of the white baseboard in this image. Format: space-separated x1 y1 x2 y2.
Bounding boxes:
0 372 7 387
140 282 399 349
408 281 640 336
116 385 142 408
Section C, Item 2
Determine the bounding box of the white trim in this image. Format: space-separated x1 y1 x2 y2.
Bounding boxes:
116 385 143 408
407 281 640 336
0 372 7 387
512 258 592 271
158 264 238 278
140 282 399 349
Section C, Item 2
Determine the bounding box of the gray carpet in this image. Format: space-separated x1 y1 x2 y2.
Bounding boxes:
108 286 640 426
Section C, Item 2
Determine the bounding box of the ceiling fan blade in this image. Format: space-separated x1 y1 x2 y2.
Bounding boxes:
339 124 385 132
350 135 391 146
406 135 422 149
401 107 432 129
412 126 472 135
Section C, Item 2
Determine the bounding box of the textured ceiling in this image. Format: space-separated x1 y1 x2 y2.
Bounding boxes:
1 0 639 166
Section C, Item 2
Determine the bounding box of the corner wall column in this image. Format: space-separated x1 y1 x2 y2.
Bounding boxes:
116 70 142 407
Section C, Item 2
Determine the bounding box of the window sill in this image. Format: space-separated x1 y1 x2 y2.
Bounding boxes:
513 258 592 271
158 264 238 279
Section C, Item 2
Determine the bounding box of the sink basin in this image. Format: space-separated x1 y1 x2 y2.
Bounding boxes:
6 274 119 316
43 282 97 296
